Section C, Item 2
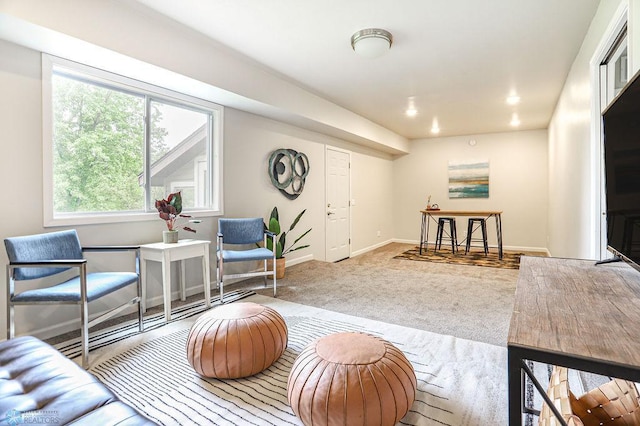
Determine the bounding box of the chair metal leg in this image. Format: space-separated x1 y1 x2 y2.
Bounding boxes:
7 304 13 340
450 220 457 252
273 255 277 297
263 259 268 286
80 265 89 369
6 267 13 339
135 250 144 333
482 221 489 255
80 302 89 369
436 221 443 250
218 257 224 304
136 277 144 333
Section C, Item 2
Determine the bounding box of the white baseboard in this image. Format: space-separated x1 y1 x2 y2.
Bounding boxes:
390 239 549 255
393 238 420 245
351 239 394 257
286 254 314 267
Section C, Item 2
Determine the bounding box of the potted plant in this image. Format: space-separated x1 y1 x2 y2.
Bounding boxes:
265 206 311 278
155 191 201 243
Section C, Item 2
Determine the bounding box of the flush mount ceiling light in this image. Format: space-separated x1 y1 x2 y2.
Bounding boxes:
351 28 393 58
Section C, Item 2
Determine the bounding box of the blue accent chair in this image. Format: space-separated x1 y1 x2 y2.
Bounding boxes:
4 229 143 369
217 218 277 303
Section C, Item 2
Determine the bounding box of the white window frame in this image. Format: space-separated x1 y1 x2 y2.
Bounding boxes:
42 54 224 227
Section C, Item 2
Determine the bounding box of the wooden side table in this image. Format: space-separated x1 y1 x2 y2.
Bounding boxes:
139 239 211 322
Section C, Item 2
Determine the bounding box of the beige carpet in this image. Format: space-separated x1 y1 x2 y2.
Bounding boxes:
47 242 522 348
244 242 521 347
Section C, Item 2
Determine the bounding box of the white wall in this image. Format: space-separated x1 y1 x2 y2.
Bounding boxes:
394 130 549 252
0 35 396 338
224 109 396 260
548 0 625 259
0 0 408 154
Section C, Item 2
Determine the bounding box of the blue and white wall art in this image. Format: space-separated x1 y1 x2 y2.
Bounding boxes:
448 160 489 198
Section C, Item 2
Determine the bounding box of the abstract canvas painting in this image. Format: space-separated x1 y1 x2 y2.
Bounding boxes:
448 160 489 198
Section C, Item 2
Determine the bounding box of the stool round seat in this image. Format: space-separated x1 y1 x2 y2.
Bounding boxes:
287 332 417 426
186 302 287 378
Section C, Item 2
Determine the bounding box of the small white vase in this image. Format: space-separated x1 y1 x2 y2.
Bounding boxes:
163 230 179 244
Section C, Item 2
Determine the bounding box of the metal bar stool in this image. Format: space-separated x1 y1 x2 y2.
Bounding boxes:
436 217 458 252
465 218 489 255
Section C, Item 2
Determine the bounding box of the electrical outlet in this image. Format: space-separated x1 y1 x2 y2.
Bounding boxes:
376 231 381 237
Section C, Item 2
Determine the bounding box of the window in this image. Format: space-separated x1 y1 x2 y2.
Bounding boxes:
601 26 628 109
43 55 223 226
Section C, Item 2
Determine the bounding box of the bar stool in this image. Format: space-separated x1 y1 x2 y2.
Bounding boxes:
436 217 458 252
465 218 489 255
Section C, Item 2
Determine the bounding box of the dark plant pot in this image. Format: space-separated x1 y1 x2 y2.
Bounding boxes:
163 230 179 244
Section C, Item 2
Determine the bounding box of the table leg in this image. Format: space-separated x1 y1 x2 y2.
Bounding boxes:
162 251 172 322
419 212 426 254
179 259 187 302
496 214 503 259
508 348 523 426
140 257 147 313
202 246 211 308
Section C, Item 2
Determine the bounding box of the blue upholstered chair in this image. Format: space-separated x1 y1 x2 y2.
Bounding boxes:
4 229 143 368
217 218 277 303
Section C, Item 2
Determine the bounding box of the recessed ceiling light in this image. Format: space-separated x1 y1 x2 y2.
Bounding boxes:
510 113 521 126
431 118 440 134
406 107 418 117
507 95 521 105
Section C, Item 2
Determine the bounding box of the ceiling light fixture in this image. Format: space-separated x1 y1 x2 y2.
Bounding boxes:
510 113 521 127
406 107 418 117
507 95 521 105
351 28 393 58
431 118 440 134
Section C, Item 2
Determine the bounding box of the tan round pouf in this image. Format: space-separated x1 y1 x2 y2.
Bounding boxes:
287 332 417 426
186 302 287 378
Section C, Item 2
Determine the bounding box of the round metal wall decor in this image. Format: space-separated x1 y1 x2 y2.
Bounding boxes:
268 148 310 200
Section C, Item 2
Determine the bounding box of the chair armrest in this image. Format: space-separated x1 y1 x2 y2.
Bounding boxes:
83 245 140 252
217 232 223 238
264 230 275 237
9 259 87 268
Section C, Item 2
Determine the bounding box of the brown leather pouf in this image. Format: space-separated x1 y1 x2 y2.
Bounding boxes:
287 332 417 426
186 302 287 378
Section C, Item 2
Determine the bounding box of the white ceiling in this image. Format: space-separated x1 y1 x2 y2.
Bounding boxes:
132 0 600 140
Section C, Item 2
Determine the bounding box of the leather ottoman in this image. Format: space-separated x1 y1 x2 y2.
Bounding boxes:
287 331 417 426
186 302 288 378
0 336 155 425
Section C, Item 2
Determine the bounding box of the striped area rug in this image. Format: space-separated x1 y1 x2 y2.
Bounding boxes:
55 289 255 359
88 294 508 425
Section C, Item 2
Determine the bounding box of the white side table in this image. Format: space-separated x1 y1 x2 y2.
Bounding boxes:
139 239 211 322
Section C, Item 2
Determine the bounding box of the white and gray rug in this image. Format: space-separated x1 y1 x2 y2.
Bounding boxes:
84 294 509 425
55 289 254 359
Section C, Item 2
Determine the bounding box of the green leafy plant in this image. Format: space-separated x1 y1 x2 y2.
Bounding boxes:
155 191 201 232
266 207 311 259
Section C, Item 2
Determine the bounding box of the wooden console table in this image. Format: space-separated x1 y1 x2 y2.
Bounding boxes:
419 210 503 259
508 256 640 425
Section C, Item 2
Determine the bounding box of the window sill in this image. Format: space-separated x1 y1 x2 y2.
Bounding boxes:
44 209 222 228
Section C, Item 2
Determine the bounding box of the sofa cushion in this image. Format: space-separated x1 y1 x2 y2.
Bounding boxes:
0 336 155 425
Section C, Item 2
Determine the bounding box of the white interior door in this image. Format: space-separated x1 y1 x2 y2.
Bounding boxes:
326 147 350 262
